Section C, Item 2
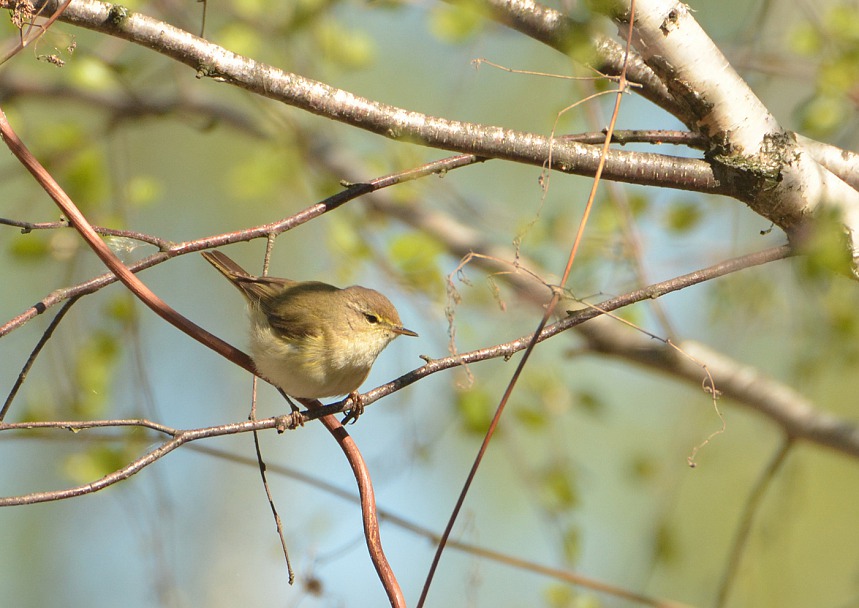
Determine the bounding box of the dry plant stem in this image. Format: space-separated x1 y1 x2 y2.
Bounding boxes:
0 108 402 605
250 392 295 585
252 245 294 585
0 0 72 65
714 439 794 608
1 295 80 421
418 5 636 604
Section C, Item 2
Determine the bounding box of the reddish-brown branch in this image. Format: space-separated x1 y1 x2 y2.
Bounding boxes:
0 107 403 605
0 108 252 372
320 416 405 607
417 10 639 602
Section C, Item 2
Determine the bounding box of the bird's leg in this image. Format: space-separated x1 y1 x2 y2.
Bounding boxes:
285 396 300 413
341 391 364 425
277 388 302 414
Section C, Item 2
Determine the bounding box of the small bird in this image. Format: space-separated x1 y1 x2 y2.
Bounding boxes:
202 250 417 404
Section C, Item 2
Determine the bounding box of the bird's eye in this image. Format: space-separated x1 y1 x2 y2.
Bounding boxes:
364 313 380 324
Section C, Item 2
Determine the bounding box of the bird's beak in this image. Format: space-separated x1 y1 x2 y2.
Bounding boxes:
393 326 419 337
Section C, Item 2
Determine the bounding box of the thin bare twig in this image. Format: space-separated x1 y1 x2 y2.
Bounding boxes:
250 237 295 585
0 216 173 248
1 294 80 421
0 416 292 505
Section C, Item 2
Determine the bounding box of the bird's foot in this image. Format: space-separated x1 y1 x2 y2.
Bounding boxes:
341 391 364 425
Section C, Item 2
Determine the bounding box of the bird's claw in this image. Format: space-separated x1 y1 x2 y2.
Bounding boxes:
275 412 304 432
341 392 364 425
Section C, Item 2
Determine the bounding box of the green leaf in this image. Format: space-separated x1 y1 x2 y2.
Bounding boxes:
539 464 579 513
544 584 577 608
69 56 117 92
227 148 300 201
628 453 659 481
388 232 445 296
8 233 50 260
63 148 109 210
514 403 548 429
576 389 605 416
795 208 853 278
63 446 128 484
104 294 137 324
429 3 484 43
653 520 679 563
314 21 376 69
328 215 373 281
825 5 859 43
74 331 121 416
789 23 822 56
454 388 494 435
797 93 846 138
126 175 161 207
664 200 702 233
560 524 581 563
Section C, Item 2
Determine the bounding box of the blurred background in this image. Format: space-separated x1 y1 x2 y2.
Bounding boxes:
2 0 859 606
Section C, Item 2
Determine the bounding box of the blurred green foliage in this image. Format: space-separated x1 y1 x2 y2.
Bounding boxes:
1 1 858 607
560 524 581 564
8 232 51 260
790 3 859 137
429 3 485 43
387 231 446 296
538 463 580 514
454 386 495 435
664 200 703 234
62 444 133 484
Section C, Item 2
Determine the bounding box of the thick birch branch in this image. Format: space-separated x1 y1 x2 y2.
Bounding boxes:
621 0 859 272
3 0 723 196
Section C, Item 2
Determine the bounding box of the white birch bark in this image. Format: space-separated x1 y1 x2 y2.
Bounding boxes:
630 0 859 273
